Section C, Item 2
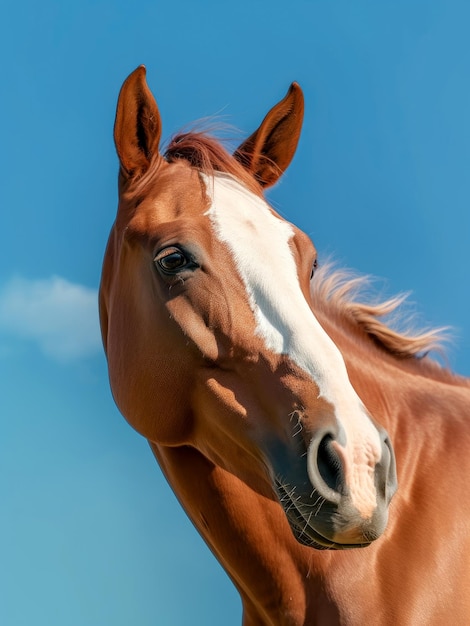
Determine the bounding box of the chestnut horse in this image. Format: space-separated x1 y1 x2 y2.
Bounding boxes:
100 66 470 624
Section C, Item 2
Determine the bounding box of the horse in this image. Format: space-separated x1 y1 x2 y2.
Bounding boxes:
99 66 470 625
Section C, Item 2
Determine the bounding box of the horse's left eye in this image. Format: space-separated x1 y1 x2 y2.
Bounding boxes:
154 247 193 274
310 259 318 280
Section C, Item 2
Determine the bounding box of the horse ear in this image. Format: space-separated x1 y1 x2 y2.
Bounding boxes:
234 83 304 188
114 66 162 178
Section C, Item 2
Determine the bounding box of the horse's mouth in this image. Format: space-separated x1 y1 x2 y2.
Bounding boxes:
274 479 372 551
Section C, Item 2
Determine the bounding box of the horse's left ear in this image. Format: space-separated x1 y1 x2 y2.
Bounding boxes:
114 65 162 178
234 83 304 188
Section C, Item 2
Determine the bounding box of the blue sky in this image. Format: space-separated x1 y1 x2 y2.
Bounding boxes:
2 1 469 624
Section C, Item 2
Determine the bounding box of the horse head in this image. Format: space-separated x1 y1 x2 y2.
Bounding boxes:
100 66 397 550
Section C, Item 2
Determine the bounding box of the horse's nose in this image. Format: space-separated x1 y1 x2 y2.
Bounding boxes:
307 426 397 513
374 427 398 504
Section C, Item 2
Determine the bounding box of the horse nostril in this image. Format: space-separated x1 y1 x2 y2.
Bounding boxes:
378 434 398 503
317 434 345 493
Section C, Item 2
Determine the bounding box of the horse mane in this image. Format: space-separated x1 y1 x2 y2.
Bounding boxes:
311 265 445 358
310 265 467 384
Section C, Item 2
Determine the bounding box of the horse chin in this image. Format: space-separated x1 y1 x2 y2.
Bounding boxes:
275 478 373 551
288 514 372 551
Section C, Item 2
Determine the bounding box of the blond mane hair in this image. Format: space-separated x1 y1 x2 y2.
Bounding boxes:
310 265 470 386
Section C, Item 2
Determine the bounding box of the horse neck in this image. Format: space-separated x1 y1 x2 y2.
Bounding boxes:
149 324 470 624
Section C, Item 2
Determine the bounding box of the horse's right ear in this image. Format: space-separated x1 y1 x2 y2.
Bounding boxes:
114 66 162 178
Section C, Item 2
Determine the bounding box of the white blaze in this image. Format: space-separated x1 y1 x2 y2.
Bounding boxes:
203 173 382 517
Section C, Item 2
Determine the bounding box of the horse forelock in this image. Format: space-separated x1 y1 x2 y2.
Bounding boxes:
164 130 263 195
119 128 264 203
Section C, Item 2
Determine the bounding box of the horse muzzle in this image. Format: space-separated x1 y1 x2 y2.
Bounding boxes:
273 425 397 550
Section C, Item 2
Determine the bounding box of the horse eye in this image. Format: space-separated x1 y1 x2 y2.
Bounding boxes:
155 247 190 274
310 259 318 280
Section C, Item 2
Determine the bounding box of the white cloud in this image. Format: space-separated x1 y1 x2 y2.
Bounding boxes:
0 276 102 361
